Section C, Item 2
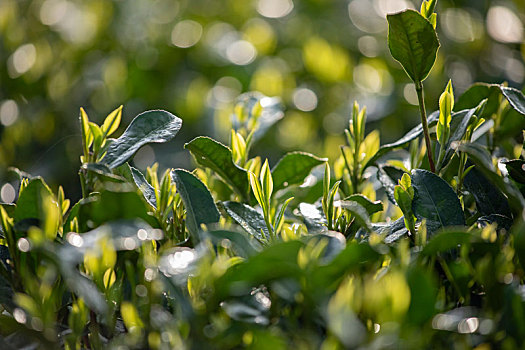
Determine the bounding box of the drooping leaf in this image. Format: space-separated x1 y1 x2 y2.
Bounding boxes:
364 111 439 169
185 136 250 199
339 200 372 232
500 86 525 116
411 169 465 233
456 142 525 215
130 166 157 208
463 166 511 217
102 110 182 169
387 9 440 83
218 201 269 242
13 177 53 224
171 169 220 240
82 163 127 183
298 202 327 233
342 194 383 216
271 152 327 193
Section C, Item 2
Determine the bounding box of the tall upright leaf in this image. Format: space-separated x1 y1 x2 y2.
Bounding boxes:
102 110 182 169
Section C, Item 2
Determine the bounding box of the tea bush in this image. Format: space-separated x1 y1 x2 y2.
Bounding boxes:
2 3 525 349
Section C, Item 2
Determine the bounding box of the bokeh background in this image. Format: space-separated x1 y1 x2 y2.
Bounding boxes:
1 0 524 201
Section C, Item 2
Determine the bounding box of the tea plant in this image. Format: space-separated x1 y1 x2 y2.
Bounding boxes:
2 2 525 349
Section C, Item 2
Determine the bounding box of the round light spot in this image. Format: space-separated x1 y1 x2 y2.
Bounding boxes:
171 20 203 48
66 232 84 247
487 6 523 43
0 100 19 126
458 317 479 334
13 308 27 324
357 36 379 57
226 40 257 65
292 88 318 112
40 0 68 26
256 0 294 19
9 44 37 77
403 84 418 105
1 183 16 203
17 238 30 252
135 284 148 297
123 237 137 250
137 229 148 241
144 268 156 282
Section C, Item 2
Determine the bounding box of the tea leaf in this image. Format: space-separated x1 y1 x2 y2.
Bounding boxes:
387 9 440 83
463 166 511 217
411 169 465 233
504 159 525 184
101 105 123 137
500 86 525 116
272 152 327 193
185 136 250 200
171 169 220 240
364 111 439 169
13 177 53 224
130 166 157 208
421 228 482 256
339 200 371 232
102 110 182 169
341 194 383 216
218 201 269 242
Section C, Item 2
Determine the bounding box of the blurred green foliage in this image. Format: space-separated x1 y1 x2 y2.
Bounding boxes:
1 0 524 200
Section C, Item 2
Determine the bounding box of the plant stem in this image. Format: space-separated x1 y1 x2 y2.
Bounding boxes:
415 81 436 173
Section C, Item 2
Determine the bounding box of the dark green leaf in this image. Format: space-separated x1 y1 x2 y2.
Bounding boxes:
339 200 372 232
455 83 500 118
441 107 478 167
203 226 261 258
411 169 465 233
377 165 407 204
463 166 511 217
102 110 182 169
421 228 482 256
130 166 157 208
298 202 326 233
500 86 525 116
364 111 439 169
271 152 326 192
218 201 269 242
13 177 53 223
504 159 525 184
342 194 383 216
406 266 437 324
456 142 525 216
387 9 440 83
185 136 249 200
171 169 220 240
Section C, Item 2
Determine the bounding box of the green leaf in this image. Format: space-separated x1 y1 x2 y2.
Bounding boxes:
406 266 437 324
271 152 327 193
171 169 220 240
339 200 372 232
102 110 182 169
377 165 407 204
456 142 525 215
260 159 273 201
79 107 92 155
421 228 482 256
130 166 157 208
463 166 511 217
341 194 383 216
13 177 53 224
500 86 525 116
82 163 127 183
185 136 250 199
101 105 123 137
203 227 262 258
364 111 439 169
441 107 478 166
387 9 440 83
218 201 269 242
411 169 465 233
504 159 525 184
249 172 266 213
455 83 500 119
